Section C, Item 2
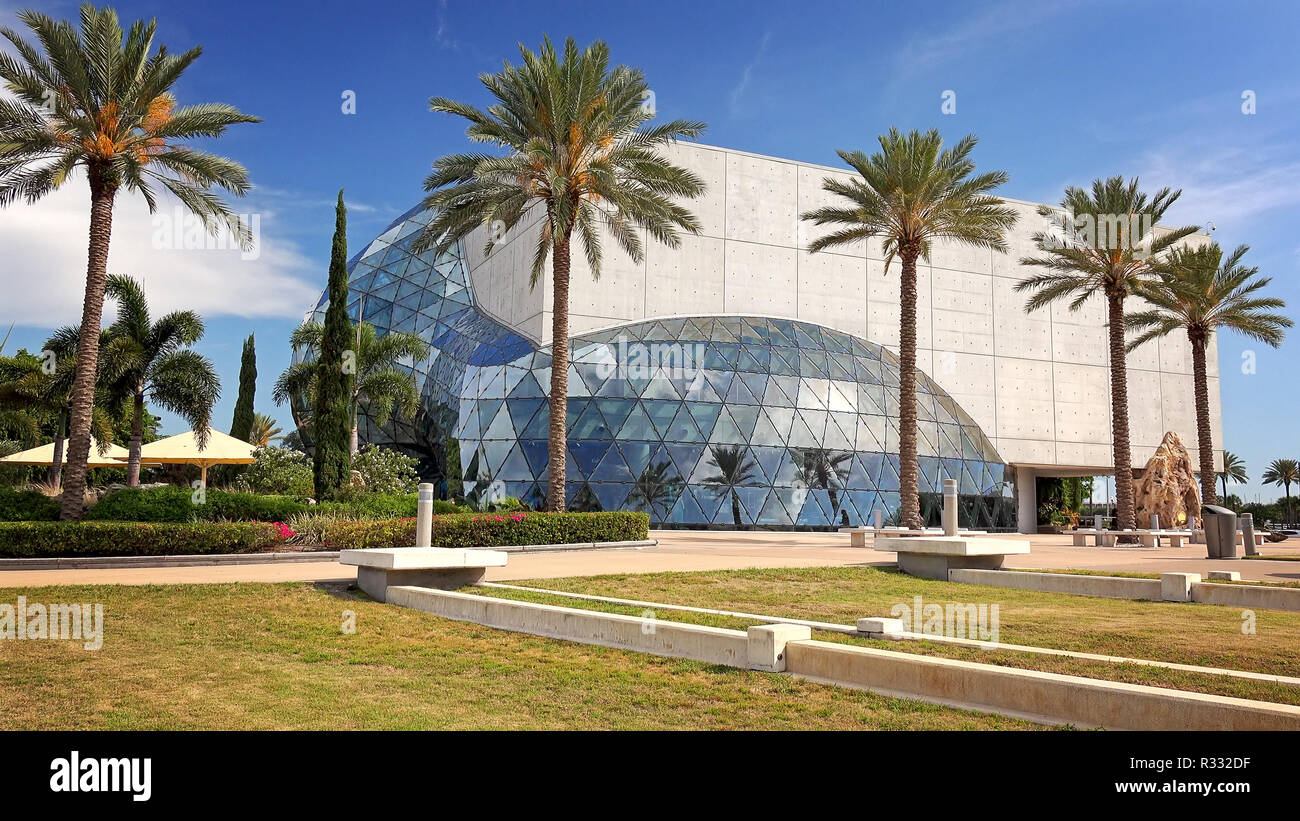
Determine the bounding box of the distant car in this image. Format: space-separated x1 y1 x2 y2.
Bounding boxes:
1276 529 1300 538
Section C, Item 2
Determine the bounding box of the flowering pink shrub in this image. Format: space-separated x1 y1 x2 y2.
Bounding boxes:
271 521 296 541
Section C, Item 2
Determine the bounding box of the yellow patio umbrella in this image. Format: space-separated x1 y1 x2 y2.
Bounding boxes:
122 429 256 490
0 437 134 469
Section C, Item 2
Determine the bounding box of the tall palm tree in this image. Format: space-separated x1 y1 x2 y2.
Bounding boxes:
0 5 258 518
702 444 757 528
100 274 219 486
1262 458 1299 524
1218 450 1248 502
1015 177 1198 531
248 413 283 447
275 321 429 455
1128 244 1290 504
413 37 706 512
625 460 681 523
801 129 1016 529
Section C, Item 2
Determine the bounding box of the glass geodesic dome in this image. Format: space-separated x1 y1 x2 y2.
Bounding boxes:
296 205 1015 528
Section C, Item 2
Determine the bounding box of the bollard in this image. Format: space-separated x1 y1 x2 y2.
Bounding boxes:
873 509 884 529
1241 513 1258 557
1150 514 1159 531
942 479 958 536
1094 513 1104 532
416 482 435 548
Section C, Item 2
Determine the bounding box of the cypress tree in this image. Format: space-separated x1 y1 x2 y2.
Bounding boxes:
229 333 257 442
313 190 355 500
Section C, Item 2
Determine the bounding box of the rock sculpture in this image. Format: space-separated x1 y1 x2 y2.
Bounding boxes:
1133 431 1202 528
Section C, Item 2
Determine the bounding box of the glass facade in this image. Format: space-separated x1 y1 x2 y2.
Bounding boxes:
297 205 1015 529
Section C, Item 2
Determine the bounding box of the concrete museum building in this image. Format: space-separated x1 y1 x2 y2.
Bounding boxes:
297 142 1222 533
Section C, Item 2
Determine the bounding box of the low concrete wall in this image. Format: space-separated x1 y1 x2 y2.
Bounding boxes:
0 551 341 571
386 586 748 666
948 568 1163 600
783 639 1300 730
1191 582 1300 612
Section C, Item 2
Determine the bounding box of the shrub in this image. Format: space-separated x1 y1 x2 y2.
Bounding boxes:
202 491 308 523
236 446 314 497
0 521 285 558
86 485 196 522
323 511 649 549
317 492 461 519
349 444 419 493
0 487 61 521
87 486 310 523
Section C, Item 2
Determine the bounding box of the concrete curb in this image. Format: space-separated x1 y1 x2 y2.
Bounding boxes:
0 551 342 570
389 584 1300 730
0 539 656 571
950 567 1300 612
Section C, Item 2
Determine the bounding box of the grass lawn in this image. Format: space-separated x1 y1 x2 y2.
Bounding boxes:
0 582 1040 731
475 566 1300 705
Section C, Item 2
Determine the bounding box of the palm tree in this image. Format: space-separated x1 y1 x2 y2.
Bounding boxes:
100 275 219 486
1262 458 1299 524
413 37 706 512
0 328 114 483
795 448 853 523
0 5 258 518
1218 451 1248 502
248 413 283 447
1015 177 1198 531
275 321 429 455
702 444 757 527
1127 244 1290 504
801 129 1016 529
625 460 681 523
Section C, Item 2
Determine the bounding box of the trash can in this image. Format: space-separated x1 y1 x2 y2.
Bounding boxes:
1202 504 1238 559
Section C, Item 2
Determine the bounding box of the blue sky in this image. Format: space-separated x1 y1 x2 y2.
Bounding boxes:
1 0 1297 500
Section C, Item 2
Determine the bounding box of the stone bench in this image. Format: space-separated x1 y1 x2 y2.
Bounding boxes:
874 535 1031 580
1066 528 1191 548
340 547 508 602
839 526 988 548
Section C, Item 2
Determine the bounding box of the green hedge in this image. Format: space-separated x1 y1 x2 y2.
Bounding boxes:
0 521 285 558
0 488 61 521
85 486 448 523
324 511 650 549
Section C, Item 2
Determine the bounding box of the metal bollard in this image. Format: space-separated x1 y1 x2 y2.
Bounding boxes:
1094 513 1104 532
1241 513 1258 557
942 479 958 536
1150 514 1159 530
416 482 435 548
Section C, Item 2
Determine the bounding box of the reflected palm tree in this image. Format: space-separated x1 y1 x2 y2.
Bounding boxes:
702 445 757 527
626 460 682 523
794 448 853 523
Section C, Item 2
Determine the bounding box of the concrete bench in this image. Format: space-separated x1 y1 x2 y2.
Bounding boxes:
839 526 988 547
1067 528 1190 548
874 535 1031 580
340 547 507 602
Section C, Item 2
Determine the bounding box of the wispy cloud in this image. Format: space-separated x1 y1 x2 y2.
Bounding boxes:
434 0 458 51
1137 141 1300 230
0 181 323 328
729 31 772 118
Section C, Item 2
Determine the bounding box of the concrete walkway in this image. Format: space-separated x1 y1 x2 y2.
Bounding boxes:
2 531 1297 587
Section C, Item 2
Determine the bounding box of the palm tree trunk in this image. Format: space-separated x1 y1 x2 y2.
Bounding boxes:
897 248 923 529
59 173 116 520
1189 334 1216 506
546 231 572 512
127 389 145 487
731 488 742 527
350 396 359 455
48 412 66 486
1220 473 1227 502
1105 290 1136 532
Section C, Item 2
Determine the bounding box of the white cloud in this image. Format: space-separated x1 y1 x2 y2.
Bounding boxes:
729 31 772 118
0 182 323 329
1137 142 1300 230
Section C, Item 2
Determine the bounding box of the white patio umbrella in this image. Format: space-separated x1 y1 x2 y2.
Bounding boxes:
0 437 135 469
121 429 256 490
